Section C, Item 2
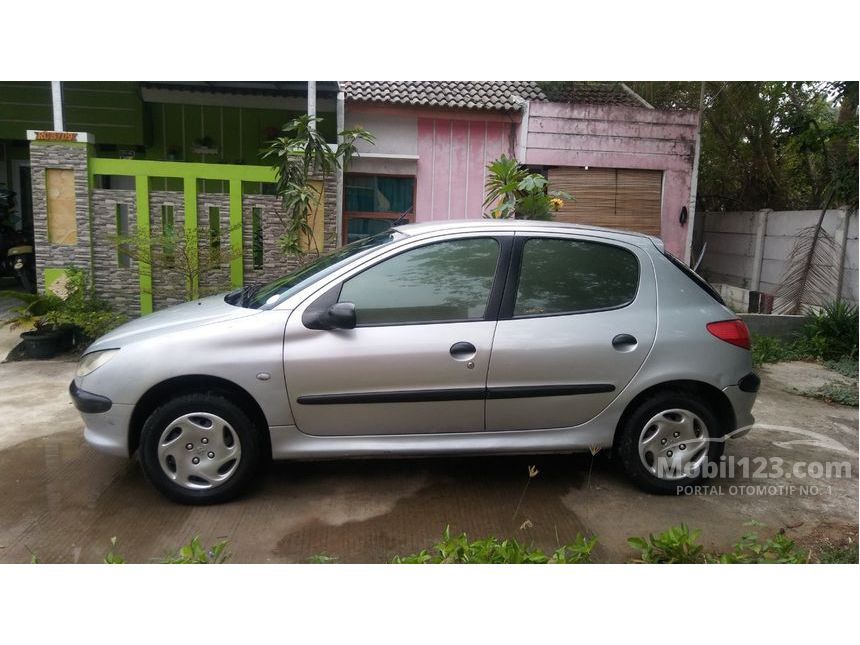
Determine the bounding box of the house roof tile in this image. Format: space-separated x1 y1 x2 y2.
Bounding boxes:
339 81 644 110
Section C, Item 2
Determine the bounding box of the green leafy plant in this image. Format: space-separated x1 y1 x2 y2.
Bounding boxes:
103 536 125 564
818 540 858 564
627 524 705 563
42 268 127 343
115 225 243 302
392 526 596 564
0 289 62 332
482 154 571 220
708 528 810 564
162 536 230 564
802 380 858 406
800 300 859 360
261 114 374 259
308 553 339 564
824 356 860 378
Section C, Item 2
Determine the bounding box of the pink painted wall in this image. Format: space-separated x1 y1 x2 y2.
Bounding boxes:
524 102 699 257
415 118 514 220
345 101 699 258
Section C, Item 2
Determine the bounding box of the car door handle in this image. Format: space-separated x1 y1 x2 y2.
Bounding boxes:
612 334 638 351
450 341 476 358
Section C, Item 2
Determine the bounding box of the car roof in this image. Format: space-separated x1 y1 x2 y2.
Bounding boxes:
393 219 665 250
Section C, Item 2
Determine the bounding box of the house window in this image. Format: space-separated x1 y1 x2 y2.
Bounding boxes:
344 174 415 244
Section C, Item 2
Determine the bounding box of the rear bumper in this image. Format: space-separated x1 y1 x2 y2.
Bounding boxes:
722 375 758 438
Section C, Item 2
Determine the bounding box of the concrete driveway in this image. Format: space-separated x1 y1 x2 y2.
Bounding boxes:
0 328 856 563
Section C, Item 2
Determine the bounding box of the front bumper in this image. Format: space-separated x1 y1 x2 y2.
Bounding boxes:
69 380 112 413
70 380 133 457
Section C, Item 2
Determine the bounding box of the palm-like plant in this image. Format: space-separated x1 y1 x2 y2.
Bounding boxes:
483 155 571 220
262 115 374 259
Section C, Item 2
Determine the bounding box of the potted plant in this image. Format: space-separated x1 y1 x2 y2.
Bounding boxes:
0 290 66 359
42 269 128 346
1 269 126 359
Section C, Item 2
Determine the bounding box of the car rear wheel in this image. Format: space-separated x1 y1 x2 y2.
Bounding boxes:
139 392 262 504
616 391 724 494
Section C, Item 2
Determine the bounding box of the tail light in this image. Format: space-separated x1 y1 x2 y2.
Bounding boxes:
706 320 751 350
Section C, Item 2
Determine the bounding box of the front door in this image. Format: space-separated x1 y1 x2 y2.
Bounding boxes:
283 235 509 436
486 233 657 431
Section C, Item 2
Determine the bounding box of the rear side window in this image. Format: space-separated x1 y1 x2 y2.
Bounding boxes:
514 238 639 316
663 251 725 305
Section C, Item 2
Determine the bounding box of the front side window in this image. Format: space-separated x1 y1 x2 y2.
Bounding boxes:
238 230 403 309
339 238 500 325
514 238 639 317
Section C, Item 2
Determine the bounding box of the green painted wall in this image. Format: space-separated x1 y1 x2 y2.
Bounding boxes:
0 81 336 165
0 81 144 144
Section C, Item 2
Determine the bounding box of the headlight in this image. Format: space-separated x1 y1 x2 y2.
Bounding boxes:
76 350 120 377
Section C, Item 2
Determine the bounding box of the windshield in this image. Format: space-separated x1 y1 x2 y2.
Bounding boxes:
233 230 404 310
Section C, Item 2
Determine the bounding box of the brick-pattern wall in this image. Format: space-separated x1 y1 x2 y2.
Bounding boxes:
197 193 232 297
30 145 340 315
91 189 140 313
149 191 185 310
242 175 338 286
29 142 93 291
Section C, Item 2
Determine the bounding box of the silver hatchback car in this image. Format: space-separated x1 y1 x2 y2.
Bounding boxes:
70 220 758 504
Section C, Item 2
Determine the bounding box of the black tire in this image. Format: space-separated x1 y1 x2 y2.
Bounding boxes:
139 392 262 504
615 390 724 495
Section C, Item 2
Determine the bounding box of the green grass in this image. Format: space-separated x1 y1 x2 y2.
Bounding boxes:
818 542 859 564
802 380 859 407
824 357 859 379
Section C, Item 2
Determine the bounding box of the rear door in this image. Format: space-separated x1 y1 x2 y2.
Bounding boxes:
485 232 657 431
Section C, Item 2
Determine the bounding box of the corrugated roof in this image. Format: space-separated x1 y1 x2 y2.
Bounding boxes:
339 81 644 110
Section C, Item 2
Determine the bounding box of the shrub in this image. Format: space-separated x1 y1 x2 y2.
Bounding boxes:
42 268 127 343
628 523 811 564
818 541 859 564
628 524 705 563
392 526 596 564
708 529 809 564
804 380 859 406
0 290 63 332
163 536 230 564
800 300 858 361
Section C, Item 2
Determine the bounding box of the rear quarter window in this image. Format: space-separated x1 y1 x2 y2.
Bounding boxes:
662 251 725 305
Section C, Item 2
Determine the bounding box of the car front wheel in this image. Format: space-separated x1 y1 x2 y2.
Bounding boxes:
139 392 262 504
616 391 724 494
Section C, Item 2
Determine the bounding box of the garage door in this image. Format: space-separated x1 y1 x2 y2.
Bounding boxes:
548 167 663 236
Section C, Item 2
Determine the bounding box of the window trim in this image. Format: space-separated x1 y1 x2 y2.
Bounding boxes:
306 235 513 329
499 235 641 320
343 172 417 243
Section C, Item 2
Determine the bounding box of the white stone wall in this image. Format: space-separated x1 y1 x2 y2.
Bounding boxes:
699 209 858 307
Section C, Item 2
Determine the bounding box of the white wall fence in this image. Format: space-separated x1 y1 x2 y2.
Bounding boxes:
698 208 858 309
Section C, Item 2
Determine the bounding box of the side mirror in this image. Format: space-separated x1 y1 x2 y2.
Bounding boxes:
301 285 357 330
324 301 356 330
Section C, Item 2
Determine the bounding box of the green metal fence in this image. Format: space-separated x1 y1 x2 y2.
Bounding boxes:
88 158 278 314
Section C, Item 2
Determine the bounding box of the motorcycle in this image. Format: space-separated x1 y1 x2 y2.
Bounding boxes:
0 188 36 293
